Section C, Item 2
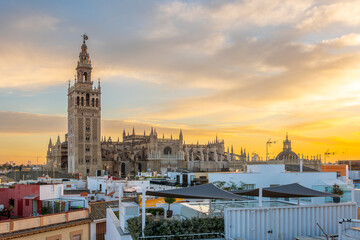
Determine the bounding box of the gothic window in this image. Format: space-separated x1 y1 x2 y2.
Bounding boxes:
86 94 90 106
92 119 97 141
164 146 172 155
91 98 94 107
81 97 84 106
84 72 88 81
77 96 80 106
121 163 126 177
85 145 90 152
86 134 90 142
86 118 90 131
85 156 91 164
96 99 99 107
78 118 83 141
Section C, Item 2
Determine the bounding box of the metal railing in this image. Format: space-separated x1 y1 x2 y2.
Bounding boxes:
139 232 227 239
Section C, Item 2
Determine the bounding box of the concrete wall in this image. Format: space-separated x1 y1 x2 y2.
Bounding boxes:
105 208 132 240
12 222 90 240
40 184 63 200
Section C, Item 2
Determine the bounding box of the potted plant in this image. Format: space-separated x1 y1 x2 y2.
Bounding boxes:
164 197 176 218
331 184 343 203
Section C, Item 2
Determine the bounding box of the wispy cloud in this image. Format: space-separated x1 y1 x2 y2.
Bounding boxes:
0 0 360 162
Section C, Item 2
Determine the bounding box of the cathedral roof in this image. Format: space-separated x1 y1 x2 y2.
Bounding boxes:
276 150 299 160
276 133 299 160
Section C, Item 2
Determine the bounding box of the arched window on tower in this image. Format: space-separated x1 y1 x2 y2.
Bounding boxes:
76 96 80 106
83 72 88 81
81 97 84 106
86 94 90 106
91 98 94 107
96 98 99 107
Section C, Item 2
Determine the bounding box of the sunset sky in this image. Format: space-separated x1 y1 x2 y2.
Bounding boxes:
1 0 360 164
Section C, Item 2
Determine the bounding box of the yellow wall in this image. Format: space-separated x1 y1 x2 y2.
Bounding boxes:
12 222 90 240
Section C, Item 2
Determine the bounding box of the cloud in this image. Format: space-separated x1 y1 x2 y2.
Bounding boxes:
297 1 360 31
1 1 360 161
0 111 66 134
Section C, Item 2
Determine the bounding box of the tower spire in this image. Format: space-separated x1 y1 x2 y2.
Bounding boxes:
77 34 92 82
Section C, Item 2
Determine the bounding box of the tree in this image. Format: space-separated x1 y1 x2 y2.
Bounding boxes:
164 197 176 217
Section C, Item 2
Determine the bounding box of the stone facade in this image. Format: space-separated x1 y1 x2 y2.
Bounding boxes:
67 35 102 178
46 35 247 177
46 135 68 172
100 129 246 177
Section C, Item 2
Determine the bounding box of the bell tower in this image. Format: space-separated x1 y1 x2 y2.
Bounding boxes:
68 34 102 178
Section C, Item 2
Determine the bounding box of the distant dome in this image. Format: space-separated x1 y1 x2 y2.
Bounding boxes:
276 150 299 160
275 133 299 160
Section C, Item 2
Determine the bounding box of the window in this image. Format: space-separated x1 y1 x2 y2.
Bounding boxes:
81 97 84 106
242 184 255 190
87 169 89 174
96 98 99 107
76 96 80 105
46 234 62 240
85 157 91 164
72 235 81 240
86 94 90 106
69 230 83 240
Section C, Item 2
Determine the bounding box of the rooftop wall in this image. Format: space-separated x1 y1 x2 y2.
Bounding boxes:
0 209 89 235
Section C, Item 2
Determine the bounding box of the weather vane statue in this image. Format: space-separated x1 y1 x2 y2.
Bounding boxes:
81 33 88 43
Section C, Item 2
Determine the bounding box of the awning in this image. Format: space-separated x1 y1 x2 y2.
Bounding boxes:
146 183 250 200
23 195 39 200
232 183 337 198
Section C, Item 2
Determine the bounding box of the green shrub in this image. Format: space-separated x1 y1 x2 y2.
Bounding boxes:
41 207 49 215
127 216 224 239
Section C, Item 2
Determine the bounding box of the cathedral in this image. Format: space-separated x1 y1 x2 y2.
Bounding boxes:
46 35 246 178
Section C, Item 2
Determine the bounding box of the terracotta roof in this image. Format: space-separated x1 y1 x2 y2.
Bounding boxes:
106 191 115 196
89 201 118 220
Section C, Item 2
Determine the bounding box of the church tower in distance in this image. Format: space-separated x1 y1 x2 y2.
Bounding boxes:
68 34 102 178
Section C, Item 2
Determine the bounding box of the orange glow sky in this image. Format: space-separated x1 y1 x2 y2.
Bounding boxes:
1 1 360 164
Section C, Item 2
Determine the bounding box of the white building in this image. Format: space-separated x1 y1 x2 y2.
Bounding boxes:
208 164 353 203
